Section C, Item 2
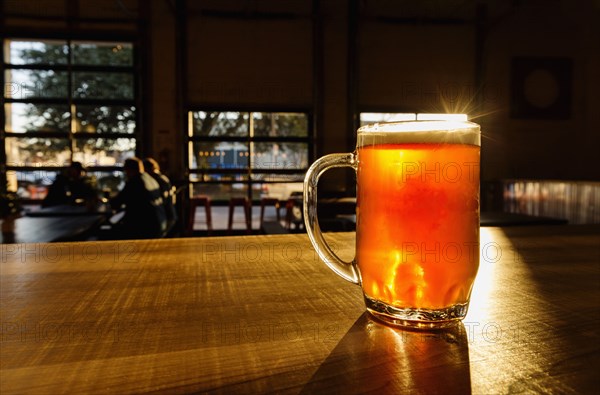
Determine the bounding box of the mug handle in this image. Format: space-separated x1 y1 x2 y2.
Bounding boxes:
303 153 360 285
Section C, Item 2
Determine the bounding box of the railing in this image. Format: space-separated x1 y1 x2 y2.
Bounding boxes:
503 180 600 224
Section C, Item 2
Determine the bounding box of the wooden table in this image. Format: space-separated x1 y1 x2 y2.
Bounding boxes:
0 215 105 244
1 226 599 393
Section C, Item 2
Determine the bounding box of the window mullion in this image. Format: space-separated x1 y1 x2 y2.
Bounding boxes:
1 39 6 196
67 39 75 164
247 111 253 202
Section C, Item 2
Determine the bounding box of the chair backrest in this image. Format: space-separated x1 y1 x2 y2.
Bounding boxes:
187 195 212 235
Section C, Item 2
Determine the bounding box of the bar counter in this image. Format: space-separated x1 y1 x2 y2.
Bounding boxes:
1 226 599 393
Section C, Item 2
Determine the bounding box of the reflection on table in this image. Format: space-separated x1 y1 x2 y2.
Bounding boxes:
24 203 111 217
0 215 105 243
1 226 598 393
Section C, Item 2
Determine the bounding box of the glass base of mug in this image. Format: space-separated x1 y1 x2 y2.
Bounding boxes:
364 294 468 330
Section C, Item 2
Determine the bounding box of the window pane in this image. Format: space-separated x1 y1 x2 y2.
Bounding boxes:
359 113 416 126
252 112 308 137
191 111 249 137
4 39 68 65
251 142 308 169
189 174 248 183
72 138 136 166
73 72 134 99
251 173 305 182
5 69 68 99
10 170 60 199
254 181 304 200
71 41 133 66
190 181 248 200
74 105 136 134
9 170 121 200
190 141 249 170
5 137 71 166
89 171 125 196
4 103 70 132
416 113 468 121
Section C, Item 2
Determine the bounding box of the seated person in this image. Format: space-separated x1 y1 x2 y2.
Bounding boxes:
109 157 167 239
142 158 177 229
42 162 98 208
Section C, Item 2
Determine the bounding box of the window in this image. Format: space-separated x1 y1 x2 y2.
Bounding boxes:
187 111 311 201
2 39 138 200
360 112 468 126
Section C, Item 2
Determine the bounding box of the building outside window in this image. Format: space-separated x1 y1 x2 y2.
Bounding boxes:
2 38 138 200
187 111 311 202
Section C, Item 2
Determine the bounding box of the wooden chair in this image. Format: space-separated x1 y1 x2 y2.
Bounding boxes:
187 196 212 235
228 197 252 234
260 198 281 228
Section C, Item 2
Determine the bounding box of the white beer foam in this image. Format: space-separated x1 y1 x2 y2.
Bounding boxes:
357 120 480 147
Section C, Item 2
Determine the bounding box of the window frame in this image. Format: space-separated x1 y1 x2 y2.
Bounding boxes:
186 108 313 203
1 36 141 202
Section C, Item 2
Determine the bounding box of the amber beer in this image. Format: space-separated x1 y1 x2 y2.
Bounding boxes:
304 120 481 328
356 122 480 325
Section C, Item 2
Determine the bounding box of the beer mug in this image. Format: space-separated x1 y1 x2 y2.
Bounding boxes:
303 120 480 329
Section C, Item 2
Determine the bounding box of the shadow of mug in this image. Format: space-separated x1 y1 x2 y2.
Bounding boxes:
301 313 472 394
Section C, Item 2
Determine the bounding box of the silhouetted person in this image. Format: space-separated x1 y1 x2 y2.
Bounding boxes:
143 157 177 229
110 157 167 239
42 162 98 208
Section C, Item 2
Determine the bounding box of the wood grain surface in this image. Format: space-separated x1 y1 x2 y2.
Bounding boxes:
1 226 599 394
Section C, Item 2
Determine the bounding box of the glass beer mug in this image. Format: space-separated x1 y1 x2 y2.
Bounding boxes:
303 120 481 329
